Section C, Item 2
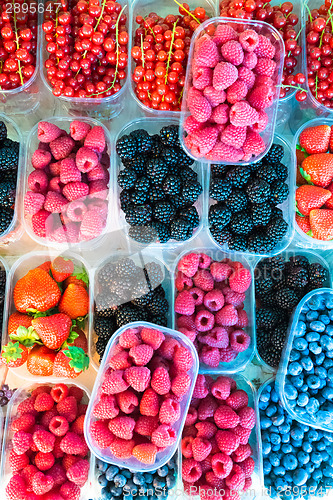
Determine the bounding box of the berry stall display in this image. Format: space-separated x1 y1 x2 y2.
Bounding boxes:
209 143 290 254
182 20 283 163
116 124 202 243
0 256 90 379
93 256 169 363
86 324 197 468
259 380 333 500
0 261 6 353
175 252 252 370
131 2 212 112
181 374 257 498
3 383 91 499
295 123 333 242
255 254 330 369
42 0 129 100
24 119 110 245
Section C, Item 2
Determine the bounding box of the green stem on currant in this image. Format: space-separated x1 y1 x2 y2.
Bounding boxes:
164 20 178 86
141 33 145 68
12 0 23 85
288 26 302 57
143 17 156 40
95 0 107 32
305 3 313 22
173 0 201 25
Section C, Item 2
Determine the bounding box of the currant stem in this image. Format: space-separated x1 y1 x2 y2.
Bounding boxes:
164 21 178 86
173 0 201 25
12 0 23 86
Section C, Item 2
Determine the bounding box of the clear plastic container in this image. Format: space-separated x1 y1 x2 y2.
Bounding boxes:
173 247 255 374
1 250 93 382
179 16 285 165
293 117 333 249
40 0 130 120
276 288 333 433
180 372 263 499
84 321 199 472
129 0 217 118
90 250 173 371
207 134 295 258
254 247 332 372
114 117 205 248
0 381 95 499
23 116 112 250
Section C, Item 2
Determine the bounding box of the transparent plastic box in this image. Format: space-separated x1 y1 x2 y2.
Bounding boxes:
173 247 255 374
130 0 217 118
90 251 173 371
114 117 205 248
40 0 130 120
179 16 285 165
276 288 333 433
23 116 112 250
84 321 199 472
207 134 295 258
1 250 93 382
254 247 332 372
0 381 95 499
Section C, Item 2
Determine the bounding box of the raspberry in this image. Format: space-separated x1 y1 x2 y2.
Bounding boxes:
221 125 247 149
243 52 257 69
214 405 240 429
238 66 255 88
254 35 275 58
195 421 217 439
213 62 238 91
116 389 139 414
66 458 89 487
248 85 274 110
12 413 35 433
175 290 196 316
63 181 89 202
230 330 251 353
203 86 226 107
71 415 85 435
129 343 154 366
87 163 109 182
229 101 258 127
93 394 119 420
213 25 238 45
6 473 27 499
179 327 196 342
28 169 48 193
255 57 276 77
132 443 158 465
33 430 55 453
226 464 246 491
185 407 198 426
224 291 245 307
84 125 106 154
243 129 266 158
205 471 225 488
34 392 54 412
40 409 58 429
215 305 238 327
62 455 79 471
57 396 77 423
171 372 191 398
109 351 131 371
221 41 244 66
211 376 232 400
177 315 196 331
193 269 214 292
192 437 212 461
233 425 251 445
141 327 165 350
102 369 129 395
60 432 88 456
75 146 98 173
232 443 252 462
151 424 177 447
198 395 218 420
134 415 159 437
22 464 38 492
38 122 63 143
211 103 229 125
32 471 54 495
125 366 151 392
227 390 249 410
220 347 238 363
66 200 87 222
184 115 203 134
35 451 55 471
206 141 243 162
226 80 248 105
59 158 81 184
77 403 88 416
195 36 219 67
239 30 259 52
118 327 141 348
200 345 220 368
48 463 67 487
108 416 135 440
190 126 219 157
50 135 75 160
31 209 52 237
236 310 249 328
193 374 209 399
188 87 212 123
175 271 193 292
182 458 202 483
137 388 159 417
240 456 255 478
51 384 69 403
215 429 240 455
210 262 232 282
174 345 193 371
70 120 91 141
244 477 252 492
9 450 29 472
201 328 229 349
189 287 205 306
44 191 68 213
90 420 115 449
193 66 213 90
211 452 233 479
24 192 45 216
12 431 32 455
151 366 171 395
182 436 194 458
159 398 181 425
237 406 255 429
251 110 269 133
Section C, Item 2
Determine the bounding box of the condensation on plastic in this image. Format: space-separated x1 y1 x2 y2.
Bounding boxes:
293 117 333 249
40 0 130 119
180 372 263 500
0 381 95 499
179 16 285 165
253 247 332 373
23 116 112 250
89 250 173 372
114 117 205 248
84 321 199 472
172 246 255 373
129 0 217 118
1 250 93 383
276 287 333 433
207 134 295 258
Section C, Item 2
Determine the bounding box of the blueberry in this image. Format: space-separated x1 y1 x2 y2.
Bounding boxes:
299 383 309 393
106 466 119 481
270 433 281 445
291 427 304 440
295 321 307 337
306 397 320 414
125 481 137 495
321 335 333 351
292 468 308 486
167 457 176 469
272 414 286 426
282 454 298 470
297 451 309 466
297 393 309 407
325 296 333 308
302 304 310 313
259 400 269 411
268 453 280 467
114 474 127 488
300 357 314 372
263 459 272 474
327 350 333 358
133 473 146 486
262 441 271 456
295 407 307 418
153 478 165 488
276 478 289 491
290 349 301 362
271 444 281 452
322 387 333 401
98 474 108 487
110 487 123 497
307 375 321 389
309 342 322 355
316 353 326 366
288 362 303 376
311 451 323 464
321 450 329 461
122 470 132 479
261 416 273 429
281 444 293 453
281 434 290 443
97 459 109 473
315 366 327 379
278 423 290 434
302 441 312 453
271 389 280 403
101 488 112 500
273 465 285 477
290 375 304 389
312 469 323 481
144 474 153 484
157 466 168 477
310 320 326 333
166 474 176 489
317 410 332 425
260 390 271 403
324 359 333 369
285 383 298 400
294 338 308 351
266 404 277 417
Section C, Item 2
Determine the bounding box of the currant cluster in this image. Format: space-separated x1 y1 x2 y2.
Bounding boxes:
42 0 129 99
219 0 306 100
0 0 37 90
131 3 210 112
305 1 333 107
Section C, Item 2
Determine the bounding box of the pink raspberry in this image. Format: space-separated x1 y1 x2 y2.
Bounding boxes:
195 309 215 332
177 315 196 331
141 327 165 350
175 290 195 316
211 103 229 125
13 431 32 455
232 443 252 462
171 372 191 398
182 436 194 458
203 290 224 311
48 177 63 193
213 25 238 45
229 101 259 127
109 351 131 371
211 452 233 479
174 345 193 371
206 141 243 162
234 425 252 445
24 192 45 215
195 421 217 439
230 330 251 353
224 290 245 307
190 126 219 157
108 416 135 440
87 163 109 182
84 125 106 153
119 328 141 348
229 268 251 292
242 130 266 158
76 146 99 173
66 458 89 487
188 88 212 123
178 252 200 277
182 458 202 483
200 345 220 368
226 80 248 104
193 269 214 291
117 390 139 415
205 471 225 488
221 125 247 149
220 347 238 363
151 366 170 395
159 398 181 425
129 343 153 366
151 424 177 448
192 437 212 461
31 209 52 237
102 369 129 395
179 328 196 344
185 407 198 426
79 209 105 240
216 430 240 455
255 75 274 87
214 405 240 429
254 34 276 58
243 52 258 69
93 394 119 420
199 253 212 268
184 116 203 134
66 200 87 222
221 40 244 66
210 262 232 281
33 429 55 453
201 327 229 348
50 135 75 160
238 66 255 88
109 437 135 459
62 181 89 201
215 305 238 326
251 110 269 132
189 287 204 306
38 121 63 143
211 376 232 400
238 406 256 429
195 36 220 67
248 85 274 110
236 309 249 327
240 457 255 478
60 158 81 184
70 120 91 141
175 271 193 292
226 464 246 491
192 374 209 399
239 30 259 52
158 337 180 359
203 86 226 106
227 390 249 410
193 66 213 90
44 191 68 213
28 169 48 193
49 160 61 176
255 57 276 77
125 366 151 392
198 395 218 419
31 149 52 169
135 415 159 436
213 62 238 90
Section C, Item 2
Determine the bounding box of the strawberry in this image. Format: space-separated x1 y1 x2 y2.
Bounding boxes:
296 185 331 216
8 312 32 336
27 345 56 376
59 284 89 319
309 209 333 241
299 125 331 154
1 341 28 367
31 313 72 349
63 265 89 290
50 257 74 282
67 327 88 353
14 268 61 313
53 346 89 378
325 182 333 209
38 261 51 273
300 154 333 188
296 214 311 234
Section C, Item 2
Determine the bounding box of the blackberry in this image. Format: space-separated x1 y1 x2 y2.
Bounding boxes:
97 263 116 289
132 287 164 308
95 293 119 317
130 129 153 153
116 304 148 327
259 292 277 308
146 158 169 185
266 217 288 242
211 164 229 178
162 175 182 196
179 167 197 183
176 148 194 167
256 255 285 276
149 314 168 327
94 316 115 338
274 162 288 182
0 121 7 141
146 294 169 316
125 204 152 226
210 227 232 245
288 255 310 270
256 308 280 329
116 135 138 161
150 134 164 157
275 288 299 310
308 263 328 285
225 166 251 188
0 208 14 234
0 268 6 290
171 195 192 210
147 185 165 203
153 201 176 224
228 234 248 251
179 206 199 228
271 207 284 219
130 189 148 205
225 191 248 213
270 180 289 205
246 179 270 204
247 233 275 253
136 176 150 192
210 178 232 202
151 221 171 243
128 225 155 243
118 169 137 190
170 219 193 241
123 156 147 175
144 261 164 289
0 181 15 208
286 267 308 290
271 325 288 352
160 125 180 147
251 204 272 226
115 258 138 279
255 164 278 184
255 276 274 297
209 204 232 228
230 213 254 235
96 336 110 358
266 143 284 163
2 138 19 152
0 168 17 184
161 146 179 166
259 343 282 368
120 189 132 211
182 181 202 204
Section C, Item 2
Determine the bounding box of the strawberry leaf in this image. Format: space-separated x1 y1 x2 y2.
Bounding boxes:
27 307 58 319
307 230 313 237
63 346 89 373
295 203 304 217
73 265 89 285
61 328 79 350
300 168 313 184
10 326 41 348
2 341 25 361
